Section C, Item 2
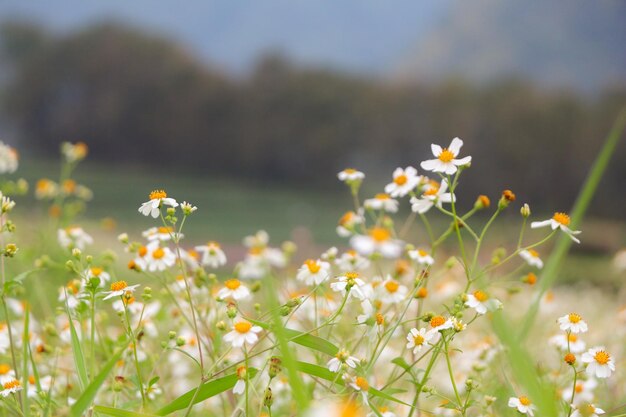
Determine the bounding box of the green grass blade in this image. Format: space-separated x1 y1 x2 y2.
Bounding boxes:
93 406 158 417
65 302 89 390
492 312 557 416
70 346 125 417
519 108 626 340
249 319 339 356
294 361 411 407
22 306 30 416
155 369 258 416
264 274 310 408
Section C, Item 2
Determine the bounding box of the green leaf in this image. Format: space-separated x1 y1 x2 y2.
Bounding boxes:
70 346 126 417
391 357 411 372
263 274 310 408
249 318 339 356
2 269 38 294
155 369 258 416
93 406 158 417
294 361 411 407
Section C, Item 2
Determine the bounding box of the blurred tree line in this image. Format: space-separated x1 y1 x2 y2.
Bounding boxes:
0 21 624 217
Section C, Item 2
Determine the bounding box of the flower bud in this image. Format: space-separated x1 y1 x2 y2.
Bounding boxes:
176 337 186 347
168 331 177 339
474 195 490 210
520 203 531 218
498 189 516 209
564 353 576 365
117 233 129 244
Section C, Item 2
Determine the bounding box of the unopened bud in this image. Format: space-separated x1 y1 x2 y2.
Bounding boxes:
520 203 531 218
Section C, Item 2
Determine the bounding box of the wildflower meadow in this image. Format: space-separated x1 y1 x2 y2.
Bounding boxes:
0 120 625 417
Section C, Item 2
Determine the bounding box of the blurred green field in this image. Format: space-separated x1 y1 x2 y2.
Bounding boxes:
9 156 626 290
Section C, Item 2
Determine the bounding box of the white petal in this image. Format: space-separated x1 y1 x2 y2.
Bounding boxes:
431 144 442 157
530 220 552 229
449 137 463 156
420 159 439 171
452 156 472 166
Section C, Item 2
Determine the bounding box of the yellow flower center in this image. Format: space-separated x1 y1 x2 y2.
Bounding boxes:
28 375 35 385
63 179 76 193
417 287 428 298
473 290 488 302
568 313 582 323
518 396 531 406
375 193 390 200
152 248 165 260
355 377 369 391
339 211 355 226
158 226 172 234
438 148 454 163
3 380 20 390
345 272 359 280
0 364 10 374
385 280 400 293
369 227 391 242
225 279 241 290
234 321 252 334
418 249 428 257
527 249 539 258
305 259 321 273
110 281 128 292
584 404 596 414
553 212 570 226
375 313 384 325
568 334 578 342
344 168 357 174
430 316 446 328
594 350 610 365
90 267 103 276
423 185 440 196
394 174 408 185
138 246 148 257
339 401 360 417
414 334 425 345
149 190 167 200
574 383 583 393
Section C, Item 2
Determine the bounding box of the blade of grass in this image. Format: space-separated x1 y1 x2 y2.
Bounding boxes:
21 306 30 416
492 311 558 416
155 369 258 416
70 345 125 417
264 274 310 408
93 406 158 417
519 108 626 341
64 296 89 391
248 319 339 356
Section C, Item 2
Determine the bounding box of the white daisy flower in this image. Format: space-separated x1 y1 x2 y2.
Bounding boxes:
296 259 331 286
102 281 140 301
508 396 534 416
549 333 586 353
336 210 364 237
142 242 176 272
344 374 369 395
420 137 472 175
558 313 588 333
405 328 435 354
410 179 455 214
408 249 434 266
327 349 359 373
61 141 88 163
464 290 502 315
216 279 250 301
0 365 15 385
194 241 227 268
180 201 197 215
138 190 178 218
233 366 247 395
562 379 596 405
330 272 367 300
378 277 408 304
58 281 82 309
243 230 269 249
429 315 454 332
531 212 581 243
364 193 399 213
142 226 181 242
350 227 403 259
0 142 18 174
337 168 365 183
0 379 22 397
384 166 420 198
57 226 93 250
519 249 544 269
223 321 262 348
336 250 370 272
571 404 605 417
581 347 615 378
84 266 110 284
